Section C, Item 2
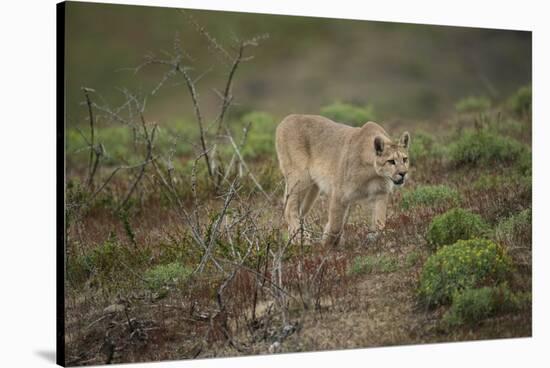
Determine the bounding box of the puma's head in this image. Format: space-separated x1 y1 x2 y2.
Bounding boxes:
373 132 410 186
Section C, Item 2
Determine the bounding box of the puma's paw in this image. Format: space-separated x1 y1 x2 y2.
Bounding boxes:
366 231 380 243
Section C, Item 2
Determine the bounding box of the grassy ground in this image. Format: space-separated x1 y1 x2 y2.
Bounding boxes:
64 88 531 365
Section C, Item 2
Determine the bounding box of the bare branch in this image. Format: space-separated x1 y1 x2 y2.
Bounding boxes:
117 117 157 212
214 42 245 135
179 9 232 62
175 62 214 180
222 121 252 183
82 87 97 188
196 177 239 272
223 128 270 200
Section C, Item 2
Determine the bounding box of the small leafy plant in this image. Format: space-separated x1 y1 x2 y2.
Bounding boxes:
349 254 398 275
144 262 192 292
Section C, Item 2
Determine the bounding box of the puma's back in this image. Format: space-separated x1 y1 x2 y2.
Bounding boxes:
275 114 355 179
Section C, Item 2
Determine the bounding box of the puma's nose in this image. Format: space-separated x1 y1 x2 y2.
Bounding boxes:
398 172 407 178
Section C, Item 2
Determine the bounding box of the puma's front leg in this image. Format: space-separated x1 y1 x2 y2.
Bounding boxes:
364 194 388 243
323 195 349 247
367 193 389 232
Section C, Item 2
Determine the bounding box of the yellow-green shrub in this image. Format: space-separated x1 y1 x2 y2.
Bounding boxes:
418 239 512 306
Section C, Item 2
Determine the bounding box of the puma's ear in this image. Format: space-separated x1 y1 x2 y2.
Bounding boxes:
374 136 385 156
400 132 410 149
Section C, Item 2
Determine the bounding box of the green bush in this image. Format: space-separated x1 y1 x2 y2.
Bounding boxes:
442 285 531 326
508 85 531 116
455 96 491 114
408 131 447 164
443 287 494 326
418 239 513 306
349 255 398 275
320 101 376 127
495 208 532 250
449 130 524 167
426 208 490 250
144 262 192 292
401 185 461 210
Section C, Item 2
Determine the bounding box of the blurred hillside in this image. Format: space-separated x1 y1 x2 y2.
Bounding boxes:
64 1 531 125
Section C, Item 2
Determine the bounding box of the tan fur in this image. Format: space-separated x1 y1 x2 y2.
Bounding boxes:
275 114 410 246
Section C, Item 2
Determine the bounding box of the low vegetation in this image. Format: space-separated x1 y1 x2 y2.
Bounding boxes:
349 254 399 275
144 262 192 293
442 285 531 327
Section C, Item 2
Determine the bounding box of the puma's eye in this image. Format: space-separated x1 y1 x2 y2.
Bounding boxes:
388 159 396 165
403 157 408 163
